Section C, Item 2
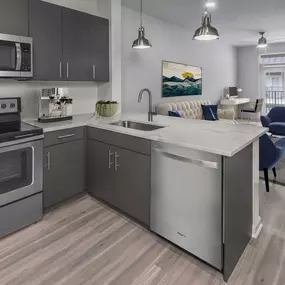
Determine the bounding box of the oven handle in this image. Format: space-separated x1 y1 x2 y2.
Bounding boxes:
14 133 35 140
15 43 22 71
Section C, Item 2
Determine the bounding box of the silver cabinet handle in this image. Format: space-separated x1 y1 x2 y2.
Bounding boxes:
108 151 114 169
57 134 75 140
67 62 69 78
155 149 219 170
115 152 120 171
93 64 96 79
47 152 51 171
59 62 62 78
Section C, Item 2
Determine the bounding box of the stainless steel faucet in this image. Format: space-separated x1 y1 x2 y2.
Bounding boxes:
138 88 155 122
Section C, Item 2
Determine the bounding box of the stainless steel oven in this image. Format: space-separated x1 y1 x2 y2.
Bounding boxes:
0 135 43 207
0 33 33 78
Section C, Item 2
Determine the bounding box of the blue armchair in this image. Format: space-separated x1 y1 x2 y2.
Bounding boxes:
259 134 285 192
261 107 285 136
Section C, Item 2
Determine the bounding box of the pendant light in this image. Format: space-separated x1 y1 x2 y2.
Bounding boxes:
132 0 153 49
257 32 268 48
193 3 219 41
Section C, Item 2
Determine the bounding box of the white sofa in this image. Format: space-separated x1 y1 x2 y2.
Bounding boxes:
156 100 234 120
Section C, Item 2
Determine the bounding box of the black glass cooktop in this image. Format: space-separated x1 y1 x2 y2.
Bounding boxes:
0 122 43 144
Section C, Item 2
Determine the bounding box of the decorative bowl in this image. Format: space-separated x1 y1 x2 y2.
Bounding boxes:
96 101 119 117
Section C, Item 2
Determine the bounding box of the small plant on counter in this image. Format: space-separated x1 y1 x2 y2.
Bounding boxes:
96 100 119 117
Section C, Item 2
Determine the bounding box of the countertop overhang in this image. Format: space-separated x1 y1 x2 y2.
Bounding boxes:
24 113 268 157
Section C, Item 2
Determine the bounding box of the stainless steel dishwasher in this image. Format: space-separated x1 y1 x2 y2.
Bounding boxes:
151 142 223 270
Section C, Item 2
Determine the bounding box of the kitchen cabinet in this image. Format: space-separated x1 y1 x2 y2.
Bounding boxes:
87 140 115 205
0 0 29 36
29 1 109 82
114 146 150 226
62 8 94 81
44 137 86 209
29 0 62 81
89 16 110 81
87 129 151 226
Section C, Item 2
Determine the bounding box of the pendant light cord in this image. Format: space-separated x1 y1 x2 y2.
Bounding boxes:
140 0 143 27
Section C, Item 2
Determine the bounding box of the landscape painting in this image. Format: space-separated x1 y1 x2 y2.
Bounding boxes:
162 61 202 97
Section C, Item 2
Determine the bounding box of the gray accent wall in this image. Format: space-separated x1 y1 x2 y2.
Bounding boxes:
121 6 237 113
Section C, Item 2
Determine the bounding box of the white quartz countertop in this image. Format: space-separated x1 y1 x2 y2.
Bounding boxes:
24 113 267 157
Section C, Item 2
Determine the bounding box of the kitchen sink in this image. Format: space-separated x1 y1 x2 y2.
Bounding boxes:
110 120 165 131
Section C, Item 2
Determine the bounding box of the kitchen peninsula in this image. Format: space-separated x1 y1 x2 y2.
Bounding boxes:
26 113 267 282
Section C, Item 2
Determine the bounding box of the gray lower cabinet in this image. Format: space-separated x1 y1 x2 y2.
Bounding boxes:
87 140 115 205
87 138 150 226
0 0 29 36
114 146 150 226
44 139 86 209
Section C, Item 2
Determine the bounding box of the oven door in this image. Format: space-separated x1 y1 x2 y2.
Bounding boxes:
0 138 43 207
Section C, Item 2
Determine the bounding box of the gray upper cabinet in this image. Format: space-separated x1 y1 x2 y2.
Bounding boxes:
28 1 109 82
89 16 110 81
62 8 94 81
0 0 29 36
44 139 86 209
29 0 63 81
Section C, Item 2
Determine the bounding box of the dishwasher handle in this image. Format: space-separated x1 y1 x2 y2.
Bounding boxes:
154 148 219 170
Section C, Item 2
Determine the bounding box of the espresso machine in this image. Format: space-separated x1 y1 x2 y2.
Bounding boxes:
38 88 73 123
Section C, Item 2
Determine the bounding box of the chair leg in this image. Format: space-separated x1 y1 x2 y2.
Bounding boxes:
273 167 277 178
264 168 270 192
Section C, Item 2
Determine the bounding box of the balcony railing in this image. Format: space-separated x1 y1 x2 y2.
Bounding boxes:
266 90 285 113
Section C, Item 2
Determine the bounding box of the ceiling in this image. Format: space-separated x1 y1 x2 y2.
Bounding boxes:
122 0 285 46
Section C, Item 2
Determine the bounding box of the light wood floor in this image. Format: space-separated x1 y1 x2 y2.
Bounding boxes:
0 182 284 285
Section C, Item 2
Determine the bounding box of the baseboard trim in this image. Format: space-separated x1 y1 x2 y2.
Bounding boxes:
252 216 263 239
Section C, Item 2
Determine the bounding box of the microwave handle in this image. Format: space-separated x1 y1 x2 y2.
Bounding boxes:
15 43 22 71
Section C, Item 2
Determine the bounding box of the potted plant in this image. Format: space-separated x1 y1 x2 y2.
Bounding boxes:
96 100 119 117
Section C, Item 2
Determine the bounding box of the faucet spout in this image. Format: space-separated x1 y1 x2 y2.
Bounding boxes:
138 88 154 122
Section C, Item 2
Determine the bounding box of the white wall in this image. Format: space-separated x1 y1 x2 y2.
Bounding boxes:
237 42 285 102
121 7 237 113
237 46 260 101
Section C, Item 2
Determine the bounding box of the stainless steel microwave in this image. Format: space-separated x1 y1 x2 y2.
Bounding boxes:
0 33 33 79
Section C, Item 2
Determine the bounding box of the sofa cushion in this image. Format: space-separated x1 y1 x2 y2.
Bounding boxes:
168 110 182 118
269 122 285 135
201 104 219 121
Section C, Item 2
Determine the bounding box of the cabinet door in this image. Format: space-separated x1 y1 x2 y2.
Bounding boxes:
87 140 116 206
44 140 86 209
90 16 110 81
114 147 151 226
0 0 29 36
62 8 94 81
29 0 63 81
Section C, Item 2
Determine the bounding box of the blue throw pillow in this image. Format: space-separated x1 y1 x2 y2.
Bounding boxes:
201 105 219 121
168 110 182 118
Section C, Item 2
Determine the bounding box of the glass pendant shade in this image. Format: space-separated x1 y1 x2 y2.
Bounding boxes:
193 11 219 41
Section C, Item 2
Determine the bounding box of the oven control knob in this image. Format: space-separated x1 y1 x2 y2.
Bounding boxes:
1 104 6 109
10 103 15 108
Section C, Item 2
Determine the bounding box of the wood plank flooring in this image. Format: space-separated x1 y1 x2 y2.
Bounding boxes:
0 181 285 284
